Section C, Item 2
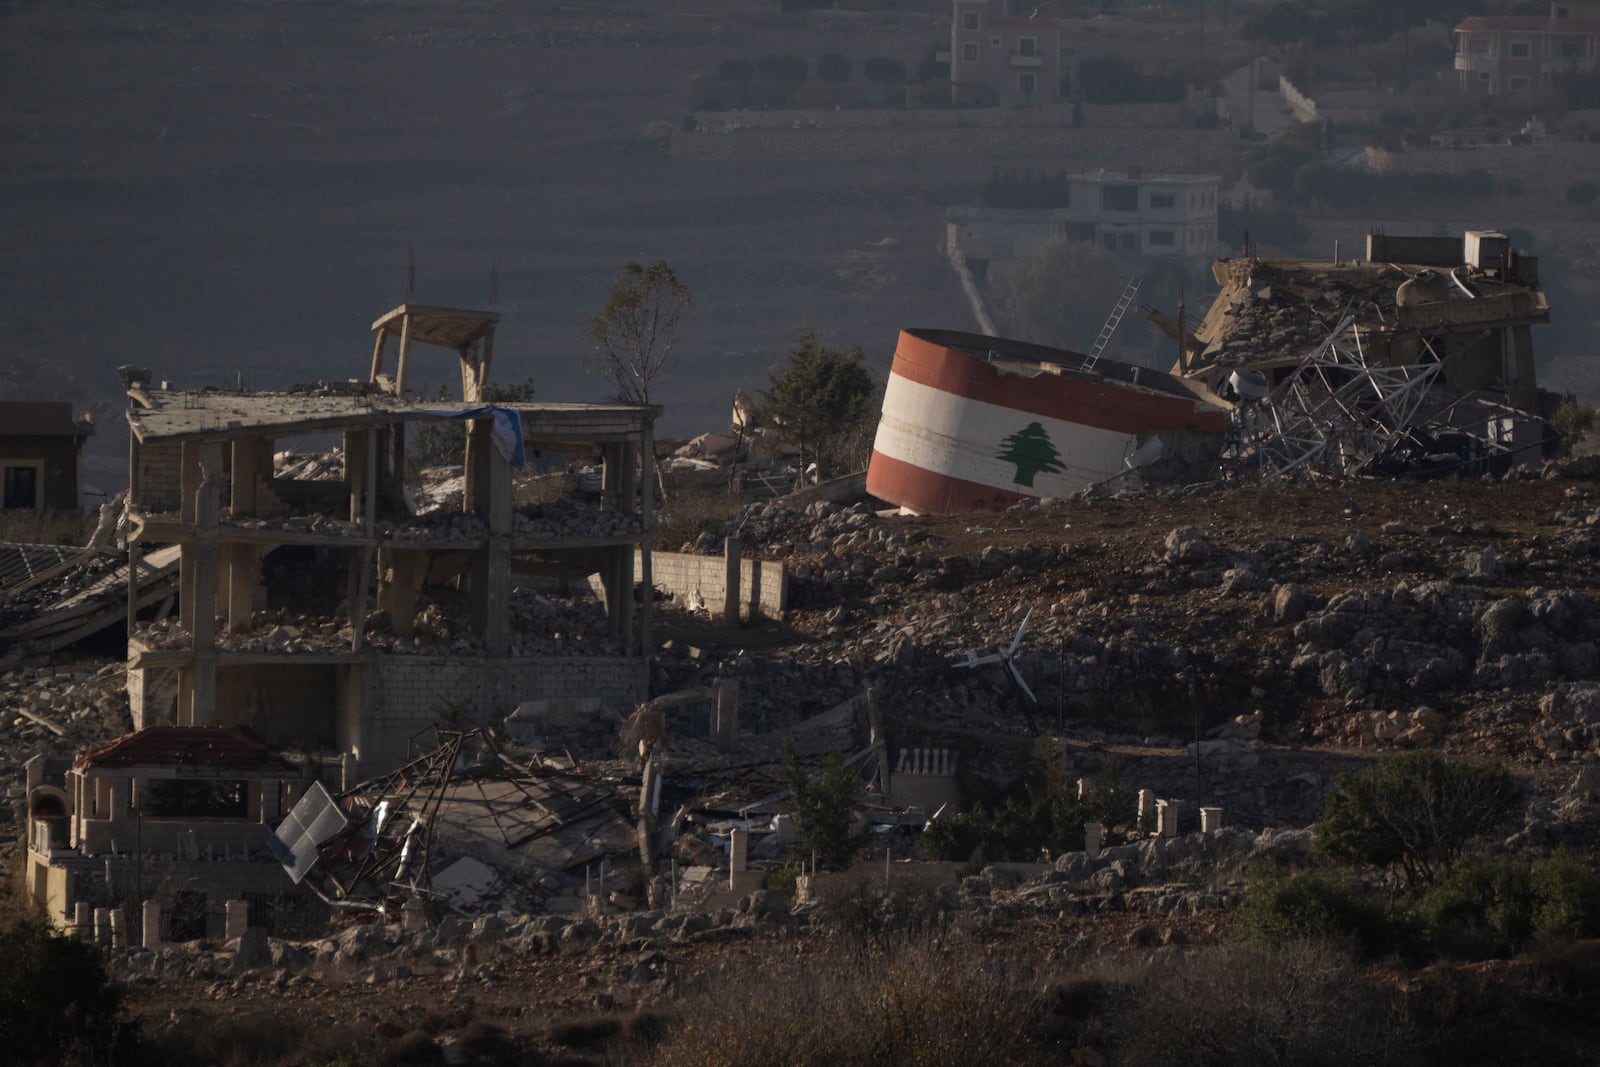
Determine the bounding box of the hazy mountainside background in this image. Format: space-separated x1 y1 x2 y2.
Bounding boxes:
1 0 970 491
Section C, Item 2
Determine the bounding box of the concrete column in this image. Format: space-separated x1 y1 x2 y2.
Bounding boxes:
722 537 742 625
1157 799 1181 838
714 678 738 752
1083 822 1102 858
1138 788 1156 831
1077 778 1094 802
74 901 92 937
1200 806 1223 833
795 874 815 905
110 908 128 951
224 899 248 942
93 907 112 946
728 828 749 889
142 900 162 950
224 543 257 633
402 899 428 934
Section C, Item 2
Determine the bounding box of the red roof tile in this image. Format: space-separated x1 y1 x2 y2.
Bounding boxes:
75 725 299 774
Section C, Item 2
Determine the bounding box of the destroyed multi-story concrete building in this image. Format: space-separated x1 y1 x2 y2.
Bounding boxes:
119 303 659 776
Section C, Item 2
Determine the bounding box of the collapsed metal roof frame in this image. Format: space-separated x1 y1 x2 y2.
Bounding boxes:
1227 314 1449 480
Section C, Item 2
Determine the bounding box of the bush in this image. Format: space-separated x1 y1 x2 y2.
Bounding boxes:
1317 751 1520 888
1531 848 1600 939
0 917 126 1066
648 941 1050 1067
1551 400 1595 445
1239 869 1403 958
780 742 860 870
1117 941 1411 1067
1421 854 1536 958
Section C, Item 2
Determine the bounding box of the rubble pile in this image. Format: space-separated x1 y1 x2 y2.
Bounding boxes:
1202 260 1403 368
513 501 642 540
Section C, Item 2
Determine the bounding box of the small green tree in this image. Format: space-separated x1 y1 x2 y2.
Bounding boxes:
760 328 877 481
0 917 127 1065
1317 751 1520 889
585 260 692 406
1552 400 1595 446
781 741 860 869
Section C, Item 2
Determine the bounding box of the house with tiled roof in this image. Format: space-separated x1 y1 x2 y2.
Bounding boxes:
24 725 314 936
1454 1 1600 95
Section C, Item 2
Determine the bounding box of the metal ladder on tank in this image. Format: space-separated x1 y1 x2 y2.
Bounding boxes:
1083 274 1142 371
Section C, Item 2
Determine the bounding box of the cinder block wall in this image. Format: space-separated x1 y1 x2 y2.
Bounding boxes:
358 654 645 773
638 550 788 619
136 442 182 512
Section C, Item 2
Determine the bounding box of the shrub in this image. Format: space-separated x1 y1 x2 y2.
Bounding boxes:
0 917 126 1066
1551 400 1595 445
1239 868 1402 958
1531 848 1600 939
1421 854 1535 958
1117 941 1410 1067
780 742 860 870
648 941 1050 1067
1317 751 1520 888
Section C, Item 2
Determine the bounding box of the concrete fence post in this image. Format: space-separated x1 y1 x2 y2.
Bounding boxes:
728 827 749 889
93 907 111 946
1201 806 1223 833
1084 822 1102 858
142 900 163 950
224 899 248 942
1157 799 1182 838
110 908 128 952
74 901 92 938
1138 789 1155 832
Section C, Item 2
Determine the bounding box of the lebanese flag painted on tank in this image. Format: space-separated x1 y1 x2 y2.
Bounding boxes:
867 329 1221 515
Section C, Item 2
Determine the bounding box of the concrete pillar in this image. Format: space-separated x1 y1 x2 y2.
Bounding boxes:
402 899 428 934
74 901 92 938
1077 777 1093 802
224 899 248 942
1083 822 1102 858
142 900 162 950
1138 788 1156 831
714 678 738 752
722 537 742 625
1201 806 1223 833
795 874 815 905
110 908 128 951
1157 799 1182 838
728 828 749 889
93 907 112 946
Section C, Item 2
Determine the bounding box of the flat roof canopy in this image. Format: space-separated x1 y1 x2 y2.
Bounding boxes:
371 304 499 350
126 390 657 445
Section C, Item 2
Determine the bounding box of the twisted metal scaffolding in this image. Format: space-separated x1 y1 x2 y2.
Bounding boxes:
1225 314 1446 480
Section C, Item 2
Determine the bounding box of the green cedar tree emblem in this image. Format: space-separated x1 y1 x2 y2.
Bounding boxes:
997 421 1067 488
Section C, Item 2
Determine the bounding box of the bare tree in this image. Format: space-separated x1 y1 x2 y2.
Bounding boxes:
585 260 692 406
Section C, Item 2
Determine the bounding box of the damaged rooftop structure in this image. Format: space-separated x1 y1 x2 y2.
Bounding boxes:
1167 230 1556 479
867 229 1557 513
121 303 659 777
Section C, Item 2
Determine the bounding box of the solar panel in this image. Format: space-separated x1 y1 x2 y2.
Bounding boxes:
269 782 349 884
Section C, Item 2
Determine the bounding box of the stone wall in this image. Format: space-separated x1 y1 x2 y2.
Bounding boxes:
137 441 182 512
357 654 646 773
642 550 788 620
